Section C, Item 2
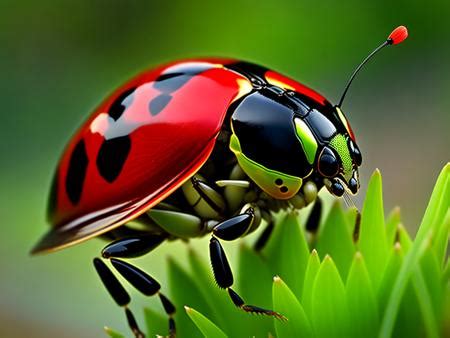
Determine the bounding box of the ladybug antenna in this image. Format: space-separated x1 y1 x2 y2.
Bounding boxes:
337 25 408 108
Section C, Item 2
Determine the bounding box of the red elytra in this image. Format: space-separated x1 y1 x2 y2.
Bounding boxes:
32 58 329 254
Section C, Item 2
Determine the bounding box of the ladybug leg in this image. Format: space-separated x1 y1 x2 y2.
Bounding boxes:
208 207 285 320
94 234 176 338
181 175 226 219
209 236 285 320
109 259 176 337
305 197 323 234
147 209 204 238
101 234 167 259
93 258 145 338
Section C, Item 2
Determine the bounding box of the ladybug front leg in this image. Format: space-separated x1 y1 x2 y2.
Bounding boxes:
94 235 176 338
208 206 285 320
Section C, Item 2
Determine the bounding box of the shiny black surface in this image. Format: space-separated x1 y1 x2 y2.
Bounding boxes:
231 89 312 177
331 181 345 196
213 212 253 241
318 147 339 177
304 109 337 142
227 60 358 181
111 258 161 296
93 258 130 306
209 237 233 288
349 138 362 166
102 234 166 258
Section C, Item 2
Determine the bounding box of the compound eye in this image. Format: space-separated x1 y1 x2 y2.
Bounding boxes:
318 147 339 178
348 139 362 166
331 181 345 197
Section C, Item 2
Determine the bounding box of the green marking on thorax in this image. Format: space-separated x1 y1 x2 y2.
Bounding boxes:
229 133 303 199
294 118 318 165
329 133 352 180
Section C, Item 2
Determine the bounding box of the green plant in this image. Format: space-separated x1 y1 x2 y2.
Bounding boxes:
106 165 449 338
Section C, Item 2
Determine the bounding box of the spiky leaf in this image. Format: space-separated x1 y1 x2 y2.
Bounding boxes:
316 201 355 279
346 252 379 338
272 276 312 338
380 163 450 338
301 249 321 317
358 169 388 290
185 307 227 338
311 256 349 336
264 212 309 296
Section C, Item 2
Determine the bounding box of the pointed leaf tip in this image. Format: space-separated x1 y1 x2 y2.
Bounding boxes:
185 307 228 338
388 26 408 45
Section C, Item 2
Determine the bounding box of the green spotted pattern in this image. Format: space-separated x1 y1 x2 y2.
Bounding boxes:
330 134 352 180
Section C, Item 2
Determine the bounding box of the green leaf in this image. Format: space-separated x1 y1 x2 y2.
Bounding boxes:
346 252 379 338
237 244 275 337
411 261 440 338
316 201 355 279
185 306 228 338
378 243 404 312
104 327 125 338
358 169 388 290
380 163 450 338
144 307 169 338
168 257 212 338
264 212 309 297
397 223 412 252
432 210 450 267
187 248 231 332
301 249 321 317
386 207 401 247
311 255 349 337
272 276 312 338
345 206 359 235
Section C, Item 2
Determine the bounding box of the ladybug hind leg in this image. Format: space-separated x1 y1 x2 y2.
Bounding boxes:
94 234 176 338
209 204 285 320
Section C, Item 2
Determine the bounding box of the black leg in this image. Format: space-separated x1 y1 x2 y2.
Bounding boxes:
305 197 322 233
209 237 285 320
102 234 166 259
213 208 254 241
93 258 145 338
94 234 176 338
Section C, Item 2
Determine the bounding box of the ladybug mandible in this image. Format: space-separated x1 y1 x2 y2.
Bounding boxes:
32 26 408 338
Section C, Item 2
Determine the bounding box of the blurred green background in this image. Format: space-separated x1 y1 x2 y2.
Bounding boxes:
1 0 449 337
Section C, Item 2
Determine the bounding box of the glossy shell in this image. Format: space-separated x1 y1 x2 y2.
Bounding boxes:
32 58 248 253
32 58 339 254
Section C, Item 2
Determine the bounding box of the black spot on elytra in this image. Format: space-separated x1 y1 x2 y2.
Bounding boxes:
108 87 136 121
149 94 172 116
66 140 89 204
153 74 193 93
154 63 214 93
47 172 58 218
97 136 131 183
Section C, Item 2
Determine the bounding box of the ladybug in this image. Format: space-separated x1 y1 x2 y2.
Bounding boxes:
32 26 407 338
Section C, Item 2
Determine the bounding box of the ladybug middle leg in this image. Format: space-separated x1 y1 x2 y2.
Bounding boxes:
93 234 176 338
209 205 285 320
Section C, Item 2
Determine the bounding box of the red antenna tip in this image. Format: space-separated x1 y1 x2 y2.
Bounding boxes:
388 26 408 45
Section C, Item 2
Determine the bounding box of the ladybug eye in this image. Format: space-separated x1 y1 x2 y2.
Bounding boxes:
348 139 362 166
318 147 339 178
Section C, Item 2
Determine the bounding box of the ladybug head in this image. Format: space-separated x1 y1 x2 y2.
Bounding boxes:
317 133 361 197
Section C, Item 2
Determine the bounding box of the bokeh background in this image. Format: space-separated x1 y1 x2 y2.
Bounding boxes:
1 1 449 337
